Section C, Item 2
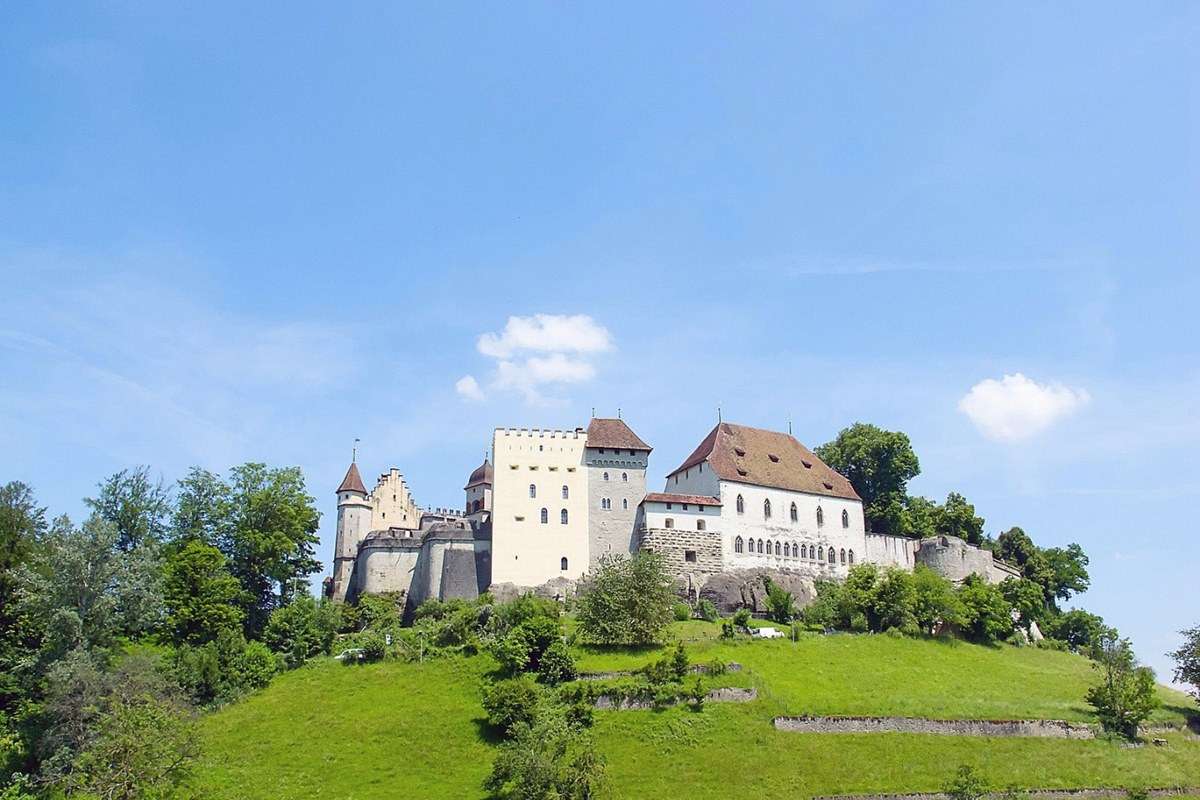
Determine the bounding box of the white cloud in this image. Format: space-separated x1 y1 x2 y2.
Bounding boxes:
958 373 1090 442
464 314 613 404
477 314 612 359
455 374 485 402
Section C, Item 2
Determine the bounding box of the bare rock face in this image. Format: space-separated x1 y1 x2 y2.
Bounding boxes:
698 569 817 614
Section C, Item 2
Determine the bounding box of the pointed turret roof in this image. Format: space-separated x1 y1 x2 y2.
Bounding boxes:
337 462 368 495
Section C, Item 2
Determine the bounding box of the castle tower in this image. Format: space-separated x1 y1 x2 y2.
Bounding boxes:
329 461 372 602
584 418 651 567
464 457 493 519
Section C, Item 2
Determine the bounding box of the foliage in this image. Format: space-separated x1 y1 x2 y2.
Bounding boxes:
0 482 47 713
350 593 404 633
958 575 1014 644
1001 577 1048 627
575 552 672 646
763 578 796 624
481 677 541 736
537 641 576 686
871 568 917 634
358 631 387 662
911 565 965 634
731 608 751 629
162 539 244 646
943 764 989 800
173 629 275 706
1086 634 1160 738
173 465 322 640
263 595 339 669
489 614 561 676
1169 625 1200 700
696 599 719 623
935 492 986 546
483 709 606 800
815 423 921 533
85 466 172 553
672 602 693 622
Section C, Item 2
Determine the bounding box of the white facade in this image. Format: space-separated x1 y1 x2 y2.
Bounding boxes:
490 427 591 585
369 468 420 530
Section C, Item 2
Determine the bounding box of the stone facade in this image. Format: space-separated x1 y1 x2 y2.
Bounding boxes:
637 525 724 598
914 535 1019 585
585 446 648 568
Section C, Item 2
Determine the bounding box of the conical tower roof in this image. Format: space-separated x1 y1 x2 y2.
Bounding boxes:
337 462 367 495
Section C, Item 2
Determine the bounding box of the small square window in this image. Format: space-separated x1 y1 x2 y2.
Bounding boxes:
666 503 673 509
685 550 697 563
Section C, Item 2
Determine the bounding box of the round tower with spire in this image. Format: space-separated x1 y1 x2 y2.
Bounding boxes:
464 456 493 520
329 459 371 602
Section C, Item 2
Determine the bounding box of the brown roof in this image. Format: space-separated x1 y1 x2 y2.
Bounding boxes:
464 458 493 489
642 492 722 506
337 462 367 495
670 422 860 502
586 418 651 451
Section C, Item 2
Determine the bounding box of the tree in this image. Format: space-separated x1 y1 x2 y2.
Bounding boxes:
484 711 606 799
911 566 965 635
1000 578 1047 627
1044 609 1112 654
935 492 985 545
957 575 1013 643
576 553 672 646
763 578 796 624
84 467 171 552
1040 544 1090 607
871 568 917 633
815 423 920 533
0 482 47 711
1086 634 1160 738
1168 625 1199 701
263 595 338 669
995 527 1036 566
897 495 939 539
162 540 244 646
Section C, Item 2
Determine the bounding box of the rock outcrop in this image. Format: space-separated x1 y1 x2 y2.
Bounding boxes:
698 568 817 613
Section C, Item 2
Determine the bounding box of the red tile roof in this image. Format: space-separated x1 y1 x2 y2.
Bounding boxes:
670 422 860 502
464 459 493 489
336 462 367 495
586 418 651 451
642 492 722 506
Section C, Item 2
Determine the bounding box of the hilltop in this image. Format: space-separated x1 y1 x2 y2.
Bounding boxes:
194 622 1199 799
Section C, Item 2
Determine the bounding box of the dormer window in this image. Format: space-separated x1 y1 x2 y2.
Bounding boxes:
823 481 834 490
734 447 746 457
768 453 779 462
736 468 748 477
802 460 812 469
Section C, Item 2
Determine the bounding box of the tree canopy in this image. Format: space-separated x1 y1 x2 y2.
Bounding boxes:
815 423 920 533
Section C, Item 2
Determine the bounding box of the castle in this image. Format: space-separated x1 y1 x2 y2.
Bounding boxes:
324 418 1017 608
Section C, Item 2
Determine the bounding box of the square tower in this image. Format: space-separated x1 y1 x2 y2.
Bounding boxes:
583 418 651 568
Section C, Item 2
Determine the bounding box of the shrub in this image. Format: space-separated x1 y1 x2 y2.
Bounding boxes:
263 595 339 669
696 599 719 622
687 676 706 709
732 608 751 629
720 620 737 639
944 765 988 800
672 602 693 622
489 614 563 676
764 578 796 624
537 641 577 686
359 631 387 662
871 568 916 633
704 659 728 676
481 677 541 736
958 575 1014 643
670 643 689 680
912 565 965 635
484 710 605 799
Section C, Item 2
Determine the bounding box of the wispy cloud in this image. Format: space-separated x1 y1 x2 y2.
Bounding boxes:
459 313 613 405
958 373 1090 442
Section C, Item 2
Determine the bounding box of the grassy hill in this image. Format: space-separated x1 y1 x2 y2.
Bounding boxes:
195 623 1199 799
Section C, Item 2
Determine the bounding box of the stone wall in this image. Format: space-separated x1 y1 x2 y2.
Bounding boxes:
638 525 724 599
915 535 1017 585
773 715 1096 739
864 533 915 569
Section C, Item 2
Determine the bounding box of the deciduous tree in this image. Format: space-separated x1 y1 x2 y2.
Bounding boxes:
84 467 171 552
815 423 920 533
1169 625 1199 701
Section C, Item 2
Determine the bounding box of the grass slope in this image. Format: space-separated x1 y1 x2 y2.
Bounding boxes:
196 627 1199 799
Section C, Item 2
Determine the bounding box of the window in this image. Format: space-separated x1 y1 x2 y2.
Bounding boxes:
601 498 611 510
685 550 697 563
734 536 744 554
560 509 569 524
665 518 674 528
757 539 764 554
775 541 782 556
842 509 850 528
766 539 773 555
736 494 744 514
540 508 548 524
622 498 628 510
799 544 806 559
561 557 569 571
529 484 537 498
790 502 798 523
816 506 824 526
828 548 836 565
622 472 628 482
696 519 706 531
839 548 846 565
603 472 610 481
818 546 824 561
562 485 569 499
763 499 772 519
848 550 855 565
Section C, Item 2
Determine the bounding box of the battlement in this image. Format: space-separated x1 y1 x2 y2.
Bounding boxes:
495 427 586 439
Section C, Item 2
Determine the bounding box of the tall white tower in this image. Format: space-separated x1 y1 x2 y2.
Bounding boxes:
329 461 372 602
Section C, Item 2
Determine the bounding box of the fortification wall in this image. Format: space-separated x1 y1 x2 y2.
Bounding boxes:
638 525 724 600
864 533 915 569
915 535 1015 585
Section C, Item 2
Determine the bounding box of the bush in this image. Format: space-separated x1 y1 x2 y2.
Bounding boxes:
670 643 689 680
944 765 988 800
687 677 706 708
359 631 387 662
764 578 796 624
704 659 728 676
576 552 673 645
958 575 1014 643
263 595 339 669
174 628 275 705
871 568 916 632
672 602 693 622
481 677 541 736
696 599 719 623
732 608 751 629
912 565 965 635
720 620 737 639
537 641 577 686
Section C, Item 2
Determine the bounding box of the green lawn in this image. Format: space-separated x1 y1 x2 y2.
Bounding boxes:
194 627 1200 799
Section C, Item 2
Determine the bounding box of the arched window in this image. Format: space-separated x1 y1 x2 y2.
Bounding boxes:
774 541 782 556
665 518 674 529
800 544 807 559
622 498 628 510
828 548 836 564
734 536 744 553
560 557 568 571
840 548 846 564
560 509 569 524
848 550 855 565
783 542 790 557
736 494 745 514
763 499 772 519
697 519 706 531
842 509 849 528
562 485 569 499
529 484 537 498
818 545 824 562
473 499 481 512
766 539 773 555
790 502 798 523
757 539 764 554
816 506 824 526
540 508 548 524
621 472 628 482
603 472 609 481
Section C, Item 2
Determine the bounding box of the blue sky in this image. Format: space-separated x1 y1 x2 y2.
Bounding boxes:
1 3 1196 682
